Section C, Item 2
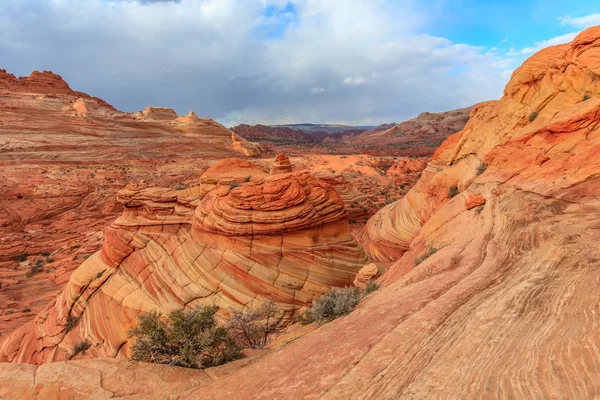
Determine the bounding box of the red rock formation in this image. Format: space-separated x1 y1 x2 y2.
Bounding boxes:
0 168 367 364
353 263 381 290
464 193 485 210
0 69 262 334
270 153 293 175
313 172 374 223
200 158 268 184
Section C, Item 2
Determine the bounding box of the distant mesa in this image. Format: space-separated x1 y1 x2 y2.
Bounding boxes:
141 106 178 121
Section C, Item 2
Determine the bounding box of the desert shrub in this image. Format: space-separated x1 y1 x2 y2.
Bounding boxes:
300 287 361 325
448 185 459 199
72 340 91 357
16 253 28 263
228 181 240 189
64 315 80 333
244 176 251 182
227 299 285 349
414 244 439 266
476 163 487 175
41 251 51 257
363 280 381 296
96 271 103 279
22 307 31 313
26 260 45 277
529 111 539 122
583 94 591 101
128 305 242 369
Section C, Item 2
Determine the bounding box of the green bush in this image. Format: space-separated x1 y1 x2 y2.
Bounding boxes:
448 185 459 199
414 244 439 266
64 315 80 333
128 305 242 369
363 280 381 296
227 299 285 349
72 340 91 357
228 181 240 189
529 111 539 122
16 253 28 263
26 260 45 278
300 287 361 325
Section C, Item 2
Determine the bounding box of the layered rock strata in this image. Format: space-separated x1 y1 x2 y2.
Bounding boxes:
0 168 367 364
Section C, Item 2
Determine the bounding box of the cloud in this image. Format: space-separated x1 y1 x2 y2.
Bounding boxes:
0 0 512 126
560 13 600 29
515 32 578 55
343 76 365 86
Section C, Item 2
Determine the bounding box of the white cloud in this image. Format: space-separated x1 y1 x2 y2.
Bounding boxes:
343 76 365 86
0 0 511 126
560 13 600 29
510 32 578 56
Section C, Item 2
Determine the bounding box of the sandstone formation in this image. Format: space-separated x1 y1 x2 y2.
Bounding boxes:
4 26 600 400
352 262 381 290
269 153 293 175
0 166 367 364
313 172 374 223
166 25 600 399
200 158 268 184
0 69 262 334
231 132 262 157
140 106 178 121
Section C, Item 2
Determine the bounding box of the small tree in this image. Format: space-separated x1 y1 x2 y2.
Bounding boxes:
128 305 242 369
227 299 285 349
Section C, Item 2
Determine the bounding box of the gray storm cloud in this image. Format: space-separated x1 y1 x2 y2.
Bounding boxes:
0 0 512 126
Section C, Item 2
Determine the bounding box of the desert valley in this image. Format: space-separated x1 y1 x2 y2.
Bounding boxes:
1 6 600 400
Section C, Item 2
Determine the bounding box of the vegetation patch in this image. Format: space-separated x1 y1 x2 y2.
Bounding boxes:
529 111 539 122
414 244 439 266
299 287 362 325
363 280 381 296
72 341 91 357
476 163 487 175
448 185 459 199
128 305 242 369
65 315 80 333
227 299 285 349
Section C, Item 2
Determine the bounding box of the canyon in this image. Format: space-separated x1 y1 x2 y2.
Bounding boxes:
1 24 600 400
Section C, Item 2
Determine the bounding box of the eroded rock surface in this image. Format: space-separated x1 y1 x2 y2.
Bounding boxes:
0 167 367 364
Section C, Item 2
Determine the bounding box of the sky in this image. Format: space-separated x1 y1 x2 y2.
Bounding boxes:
1 0 599 126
